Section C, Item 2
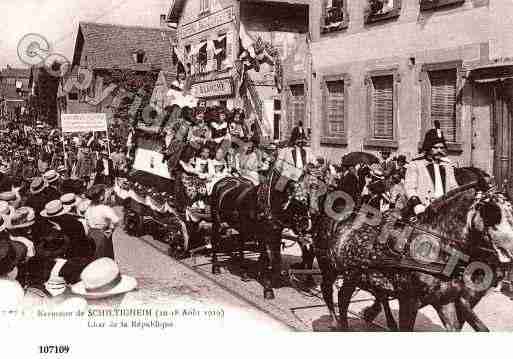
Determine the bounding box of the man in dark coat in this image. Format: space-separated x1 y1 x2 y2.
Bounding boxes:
289 121 308 147
40 200 95 259
42 170 62 201
340 164 360 204
95 151 114 186
25 177 51 219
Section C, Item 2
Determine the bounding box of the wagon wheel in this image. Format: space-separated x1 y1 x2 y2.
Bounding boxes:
166 212 190 260
124 209 143 237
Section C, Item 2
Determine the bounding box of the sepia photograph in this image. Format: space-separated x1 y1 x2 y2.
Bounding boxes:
1 0 513 357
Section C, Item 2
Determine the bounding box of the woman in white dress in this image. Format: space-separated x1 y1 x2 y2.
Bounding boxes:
206 147 230 194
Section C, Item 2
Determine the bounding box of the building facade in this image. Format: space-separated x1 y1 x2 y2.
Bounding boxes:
58 22 176 128
306 0 513 193
0 66 30 123
168 0 309 142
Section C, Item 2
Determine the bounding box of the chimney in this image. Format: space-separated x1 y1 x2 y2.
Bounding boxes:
160 14 167 28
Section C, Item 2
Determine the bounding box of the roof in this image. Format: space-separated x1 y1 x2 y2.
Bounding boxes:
167 0 309 23
0 67 30 79
72 22 177 72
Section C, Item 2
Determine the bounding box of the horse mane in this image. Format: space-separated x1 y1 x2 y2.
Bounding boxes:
417 181 479 242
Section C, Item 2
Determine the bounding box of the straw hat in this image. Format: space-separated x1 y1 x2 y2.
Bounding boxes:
43 170 60 184
60 193 81 208
71 258 137 299
40 200 71 218
30 177 46 194
7 207 36 229
0 191 16 202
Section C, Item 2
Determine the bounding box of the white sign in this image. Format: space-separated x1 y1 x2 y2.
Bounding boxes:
180 7 234 39
61 113 108 133
132 148 171 179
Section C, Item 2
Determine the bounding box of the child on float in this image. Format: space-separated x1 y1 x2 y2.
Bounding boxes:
177 146 207 210
193 146 211 209
210 108 230 146
206 146 231 194
228 109 246 140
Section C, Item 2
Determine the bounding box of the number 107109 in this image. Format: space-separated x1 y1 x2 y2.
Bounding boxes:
39 345 70 354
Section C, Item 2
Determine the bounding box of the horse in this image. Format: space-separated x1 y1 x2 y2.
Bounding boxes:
210 164 312 299
312 181 513 331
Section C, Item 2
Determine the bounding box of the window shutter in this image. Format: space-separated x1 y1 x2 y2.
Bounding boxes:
287 84 305 138
372 76 394 140
430 70 457 142
326 80 344 135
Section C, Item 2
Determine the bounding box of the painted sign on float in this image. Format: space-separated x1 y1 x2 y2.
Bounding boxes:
190 78 234 99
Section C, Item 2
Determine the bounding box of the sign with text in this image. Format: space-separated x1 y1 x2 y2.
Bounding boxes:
180 7 234 39
61 113 108 133
190 78 234 99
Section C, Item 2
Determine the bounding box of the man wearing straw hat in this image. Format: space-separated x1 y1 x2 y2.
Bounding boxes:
43 169 62 201
6 207 36 259
25 177 49 219
40 200 95 258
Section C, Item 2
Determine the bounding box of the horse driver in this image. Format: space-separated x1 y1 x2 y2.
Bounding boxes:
403 125 458 216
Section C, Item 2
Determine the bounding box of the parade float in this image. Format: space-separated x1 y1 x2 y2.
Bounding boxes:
113 88 200 258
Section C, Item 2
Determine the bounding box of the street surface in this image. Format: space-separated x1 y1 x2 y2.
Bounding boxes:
112 207 513 332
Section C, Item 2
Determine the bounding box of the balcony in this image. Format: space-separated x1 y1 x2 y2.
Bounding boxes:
420 0 466 11
321 6 349 34
364 0 401 24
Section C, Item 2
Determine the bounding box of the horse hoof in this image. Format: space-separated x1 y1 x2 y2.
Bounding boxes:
212 265 221 275
264 289 275 300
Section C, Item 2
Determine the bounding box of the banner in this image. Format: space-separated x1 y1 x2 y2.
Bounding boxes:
132 148 171 179
61 113 108 133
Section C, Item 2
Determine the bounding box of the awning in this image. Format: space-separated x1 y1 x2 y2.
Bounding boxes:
468 62 513 83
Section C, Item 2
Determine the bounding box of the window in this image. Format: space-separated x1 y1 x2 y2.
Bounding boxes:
274 99 282 111
371 76 394 140
287 84 306 138
273 99 282 140
364 70 399 148
199 0 210 15
365 0 401 24
420 61 462 152
321 0 348 34
274 113 281 140
68 92 78 101
430 70 457 142
214 34 227 71
325 80 345 136
198 41 208 73
420 0 465 11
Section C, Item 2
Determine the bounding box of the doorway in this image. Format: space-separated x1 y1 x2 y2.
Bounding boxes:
492 80 513 196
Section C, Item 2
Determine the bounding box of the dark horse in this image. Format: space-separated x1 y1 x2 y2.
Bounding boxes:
313 181 513 331
210 168 312 299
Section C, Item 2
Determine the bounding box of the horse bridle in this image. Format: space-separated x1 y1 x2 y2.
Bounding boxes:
467 191 506 263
